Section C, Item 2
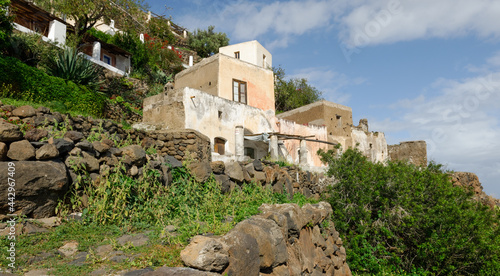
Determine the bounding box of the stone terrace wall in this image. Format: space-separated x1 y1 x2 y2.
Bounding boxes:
0 104 211 219
180 202 351 276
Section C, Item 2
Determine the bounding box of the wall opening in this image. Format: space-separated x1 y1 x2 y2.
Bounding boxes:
214 137 226 155
244 147 255 159
234 51 240 59
218 111 223 119
336 115 342 128
233 79 247 104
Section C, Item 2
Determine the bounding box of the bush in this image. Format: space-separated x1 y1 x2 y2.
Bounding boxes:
0 0 13 50
0 56 106 116
4 33 60 67
318 148 500 275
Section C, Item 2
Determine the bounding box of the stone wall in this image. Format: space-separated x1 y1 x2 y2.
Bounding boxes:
180 202 351 276
388 141 427 166
0 104 211 219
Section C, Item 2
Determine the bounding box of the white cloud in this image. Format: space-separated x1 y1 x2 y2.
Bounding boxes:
175 0 500 49
340 0 500 47
373 64 500 196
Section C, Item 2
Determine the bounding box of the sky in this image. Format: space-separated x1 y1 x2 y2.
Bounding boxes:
146 0 500 198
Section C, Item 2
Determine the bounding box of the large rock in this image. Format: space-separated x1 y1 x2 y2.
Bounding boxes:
0 121 23 142
0 161 68 219
225 161 244 182
52 138 74 155
230 217 287 269
36 144 59 160
187 162 212 183
7 140 36 160
63 131 84 143
222 231 260 276
210 161 225 174
12 105 36 118
121 145 146 166
24 128 48 142
180 235 229 272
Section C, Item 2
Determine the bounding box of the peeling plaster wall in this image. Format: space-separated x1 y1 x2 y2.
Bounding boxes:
277 119 328 167
277 100 354 149
351 129 388 163
180 88 274 159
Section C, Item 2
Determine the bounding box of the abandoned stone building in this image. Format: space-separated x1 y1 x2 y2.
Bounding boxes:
142 40 425 169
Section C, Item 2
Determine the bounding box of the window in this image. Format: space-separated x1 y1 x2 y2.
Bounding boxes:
234 51 240 59
263 54 266 67
233 80 247 104
336 115 342 128
214 138 226 155
103 54 111 65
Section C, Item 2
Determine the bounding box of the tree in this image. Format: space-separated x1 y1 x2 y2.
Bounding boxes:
273 66 323 113
0 0 13 49
187 25 229 58
36 0 146 38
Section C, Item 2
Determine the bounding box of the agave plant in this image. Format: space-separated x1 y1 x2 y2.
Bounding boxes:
45 47 102 87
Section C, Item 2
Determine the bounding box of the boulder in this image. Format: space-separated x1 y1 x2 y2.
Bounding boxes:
92 141 111 153
214 174 231 193
222 231 260 276
180 235 229 272
165 155 183 168
0 121 23 142
225 161 244 182
36 144 59 160
65 152 100 172
253 159 264 171
24 128 48 142
121 145 146 166
7 140 36 160
230 217 287 269
210 161 225 174
12 105 36 118
63 131 84 143
0 161 68 219
187 162 212 183
52 138 74 155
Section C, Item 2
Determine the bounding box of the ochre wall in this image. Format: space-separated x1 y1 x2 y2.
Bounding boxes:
174 56 220 97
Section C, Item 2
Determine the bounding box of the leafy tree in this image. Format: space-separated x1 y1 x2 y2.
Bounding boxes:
318 148 500 275
35 0 145 38
0 0 13 49
273 66 323 113
187 25 229 58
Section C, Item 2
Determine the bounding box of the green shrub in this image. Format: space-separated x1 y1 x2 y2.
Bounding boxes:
0 0 13 50
0 55 105 116
318 148 500 275
4 33 60 67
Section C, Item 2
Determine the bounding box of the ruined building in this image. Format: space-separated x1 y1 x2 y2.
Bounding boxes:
142 40 425 169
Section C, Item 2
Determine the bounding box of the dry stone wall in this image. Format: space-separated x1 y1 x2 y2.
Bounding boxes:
180 202 351 276
0 104 211 219
388 140 427 166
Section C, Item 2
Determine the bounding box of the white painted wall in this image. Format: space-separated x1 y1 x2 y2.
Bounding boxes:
219 40 272 69
352 129 388 163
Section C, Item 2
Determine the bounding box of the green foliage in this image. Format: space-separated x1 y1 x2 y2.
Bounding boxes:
66 162 316 243
35 0 145 38
86 27 112 43
0 56 106 116
187 25 229 58
146 16 177 45
45 47 103 87
0 0 13 50
318 148 500 275
4 33 60 67
273 66 323 113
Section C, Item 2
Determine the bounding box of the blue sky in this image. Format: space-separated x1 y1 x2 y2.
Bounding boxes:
146 0 500 197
